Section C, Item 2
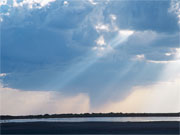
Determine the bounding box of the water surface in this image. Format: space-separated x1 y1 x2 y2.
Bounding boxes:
1 117 179 123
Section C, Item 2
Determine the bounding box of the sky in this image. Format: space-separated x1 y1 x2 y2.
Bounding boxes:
0 0 180 115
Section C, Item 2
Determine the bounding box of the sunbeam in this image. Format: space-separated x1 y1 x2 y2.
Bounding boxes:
50 30 134 90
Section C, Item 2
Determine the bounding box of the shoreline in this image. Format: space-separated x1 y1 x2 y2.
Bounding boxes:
1 121 179 134
1 112 179 120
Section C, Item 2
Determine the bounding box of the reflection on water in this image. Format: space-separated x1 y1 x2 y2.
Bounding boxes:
1 117 180 123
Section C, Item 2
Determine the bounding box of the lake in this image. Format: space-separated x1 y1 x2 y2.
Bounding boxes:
1 116 179 123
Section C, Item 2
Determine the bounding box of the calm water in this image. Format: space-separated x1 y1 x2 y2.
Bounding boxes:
1 117 180 123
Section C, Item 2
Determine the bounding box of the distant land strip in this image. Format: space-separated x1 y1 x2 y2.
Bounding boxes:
1 112 180 120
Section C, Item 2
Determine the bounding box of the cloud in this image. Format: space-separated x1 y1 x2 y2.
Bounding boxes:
63 1 69 6
0 84 90 115
93 35 112 56
0 73 7 77
1 44 179 115
119 30 134 36
120 30 179 62
108 1 179 33
94 78 180 113
1 77 179 115
96 35 106 46
169 0 180 25
92 44 113 57
94 48 180 113
88 0 98 5
95 23 109 32
131 48 180 64
12 0 56 8
146 60 179 64
109 14 116 21
165 53 172 56
132 54 145 61
92 30 134 57
1 0 179 111
0 0 7 6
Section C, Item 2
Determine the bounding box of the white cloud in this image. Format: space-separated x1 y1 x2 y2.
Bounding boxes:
92 44 113 57
93 35 114 57
169 0 180 24
128 31 158 47
165 53 172 56
12 0 56 9
147 60 179 64
119 30 134 36
132 48 180 63
110 14 116 21
0 0 57 22
96 35 106 46
0 0 7 6
94 15 119 33
92 29 134 57
175 48 180 58
95 23 109 32
63 1 68 6
0 73 7 77
147 48 180 64
133 54 145 61
88 0 97 5
109 14 119 31
164 48 180 57
0 84 90 115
